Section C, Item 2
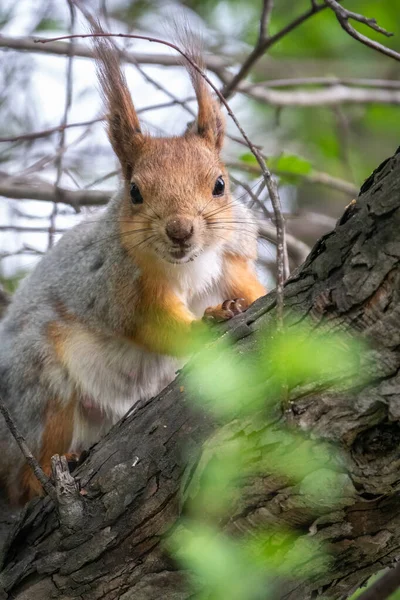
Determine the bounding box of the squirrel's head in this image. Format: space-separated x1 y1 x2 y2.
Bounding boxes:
94 31 233 265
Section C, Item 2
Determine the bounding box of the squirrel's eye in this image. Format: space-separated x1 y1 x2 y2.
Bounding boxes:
130 183 143 205
212 176 225 197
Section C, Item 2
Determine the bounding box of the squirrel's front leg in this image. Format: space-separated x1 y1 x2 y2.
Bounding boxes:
203 253 266 323
133 286 199 356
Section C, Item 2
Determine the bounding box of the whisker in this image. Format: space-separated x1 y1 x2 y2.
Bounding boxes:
208 227 258 238
199 195 217 217
145 204 162 221
77 229 154 252
203 200 240 220
207 219 260 226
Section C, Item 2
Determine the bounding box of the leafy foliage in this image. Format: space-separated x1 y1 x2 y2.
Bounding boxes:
168 319 365 599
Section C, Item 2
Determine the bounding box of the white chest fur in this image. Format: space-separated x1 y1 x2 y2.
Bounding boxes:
64 248 225 451
164 248 224 317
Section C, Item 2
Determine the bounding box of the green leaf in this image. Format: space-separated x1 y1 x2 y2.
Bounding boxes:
34 18 63 32
168 522 269 600
239 152 312 184
239 152 258 166
269 153 312 176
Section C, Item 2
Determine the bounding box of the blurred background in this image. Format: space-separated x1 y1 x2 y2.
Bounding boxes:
1 0 400 292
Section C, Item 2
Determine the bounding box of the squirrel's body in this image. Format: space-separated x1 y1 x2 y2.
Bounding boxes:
0 32 265 504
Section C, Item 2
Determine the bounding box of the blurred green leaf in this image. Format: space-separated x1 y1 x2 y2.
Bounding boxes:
262 323 363 390
269 154 312 176
168 522 270 600
34 18 63 32
239 152 258 166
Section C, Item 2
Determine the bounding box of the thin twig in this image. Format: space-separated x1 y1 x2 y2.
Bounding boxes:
0 225 67 233
227 161 358 197
222 2 327 99
251 77 400 89
0 99 195 144
0 175 112 206
258 220 310 266
0 393 57 502
259 0 274 42
241 82 400 107
36 30 290 323
230 174 270 219
49 0 75 248
0 34 231 71
324 0 400 62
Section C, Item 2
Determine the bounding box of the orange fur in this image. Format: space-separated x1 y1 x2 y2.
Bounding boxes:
222 253 266 304
16 396 76 504
10 321 79 504
133 264 197 356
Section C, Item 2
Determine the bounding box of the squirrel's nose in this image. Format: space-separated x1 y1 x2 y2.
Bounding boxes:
165 217 194 244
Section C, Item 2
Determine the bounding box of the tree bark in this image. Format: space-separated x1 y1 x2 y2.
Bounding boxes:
1 150 400 600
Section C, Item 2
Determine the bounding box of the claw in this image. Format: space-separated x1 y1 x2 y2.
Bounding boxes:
203 297 249 323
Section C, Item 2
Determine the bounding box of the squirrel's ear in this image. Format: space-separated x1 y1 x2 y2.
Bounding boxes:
91 23 143 180
179 29 225 151
193 75 225 152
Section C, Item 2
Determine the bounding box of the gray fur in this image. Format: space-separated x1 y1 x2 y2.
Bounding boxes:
0 189 259 500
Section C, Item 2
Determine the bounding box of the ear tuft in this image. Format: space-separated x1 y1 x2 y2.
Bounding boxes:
89 19 143 180
177 26 225 151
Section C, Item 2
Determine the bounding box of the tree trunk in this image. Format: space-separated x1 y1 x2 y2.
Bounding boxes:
1 150 400 600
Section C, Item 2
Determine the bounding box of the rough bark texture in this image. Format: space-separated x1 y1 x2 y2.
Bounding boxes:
2 151 400 600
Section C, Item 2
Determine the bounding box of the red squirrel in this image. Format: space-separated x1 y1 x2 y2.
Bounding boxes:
0 29 266 504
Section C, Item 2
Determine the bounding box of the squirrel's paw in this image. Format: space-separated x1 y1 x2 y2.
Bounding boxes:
203 298 248 323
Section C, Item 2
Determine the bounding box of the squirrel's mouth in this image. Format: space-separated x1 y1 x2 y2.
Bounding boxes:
166 245 196 263
170 248 188 260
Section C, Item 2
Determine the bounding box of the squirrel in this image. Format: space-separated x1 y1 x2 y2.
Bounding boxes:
0 31 266 505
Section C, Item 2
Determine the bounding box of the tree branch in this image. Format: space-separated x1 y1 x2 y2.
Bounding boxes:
0 176 112 208
222 2 327 99
242 82 400 106
259 0 274 43
0 34 231 71
3 36 400 110
49 0 75 248
2 152 400 599
324 0 400 62
228 161 358 197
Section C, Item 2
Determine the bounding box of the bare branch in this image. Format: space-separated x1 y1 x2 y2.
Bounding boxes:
0 99 196 144
324 0 400 62
222 2 327 99
230 174 270 219
0 225 67 234
0 175 112 207
254 76 400 89
0 245 44 261
228 161 358 197
326 0 393 37
258 220 310 266
242 83 400 107
0 34 231 71
49 0 75 248
259 0 274 42
4 35 400 110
